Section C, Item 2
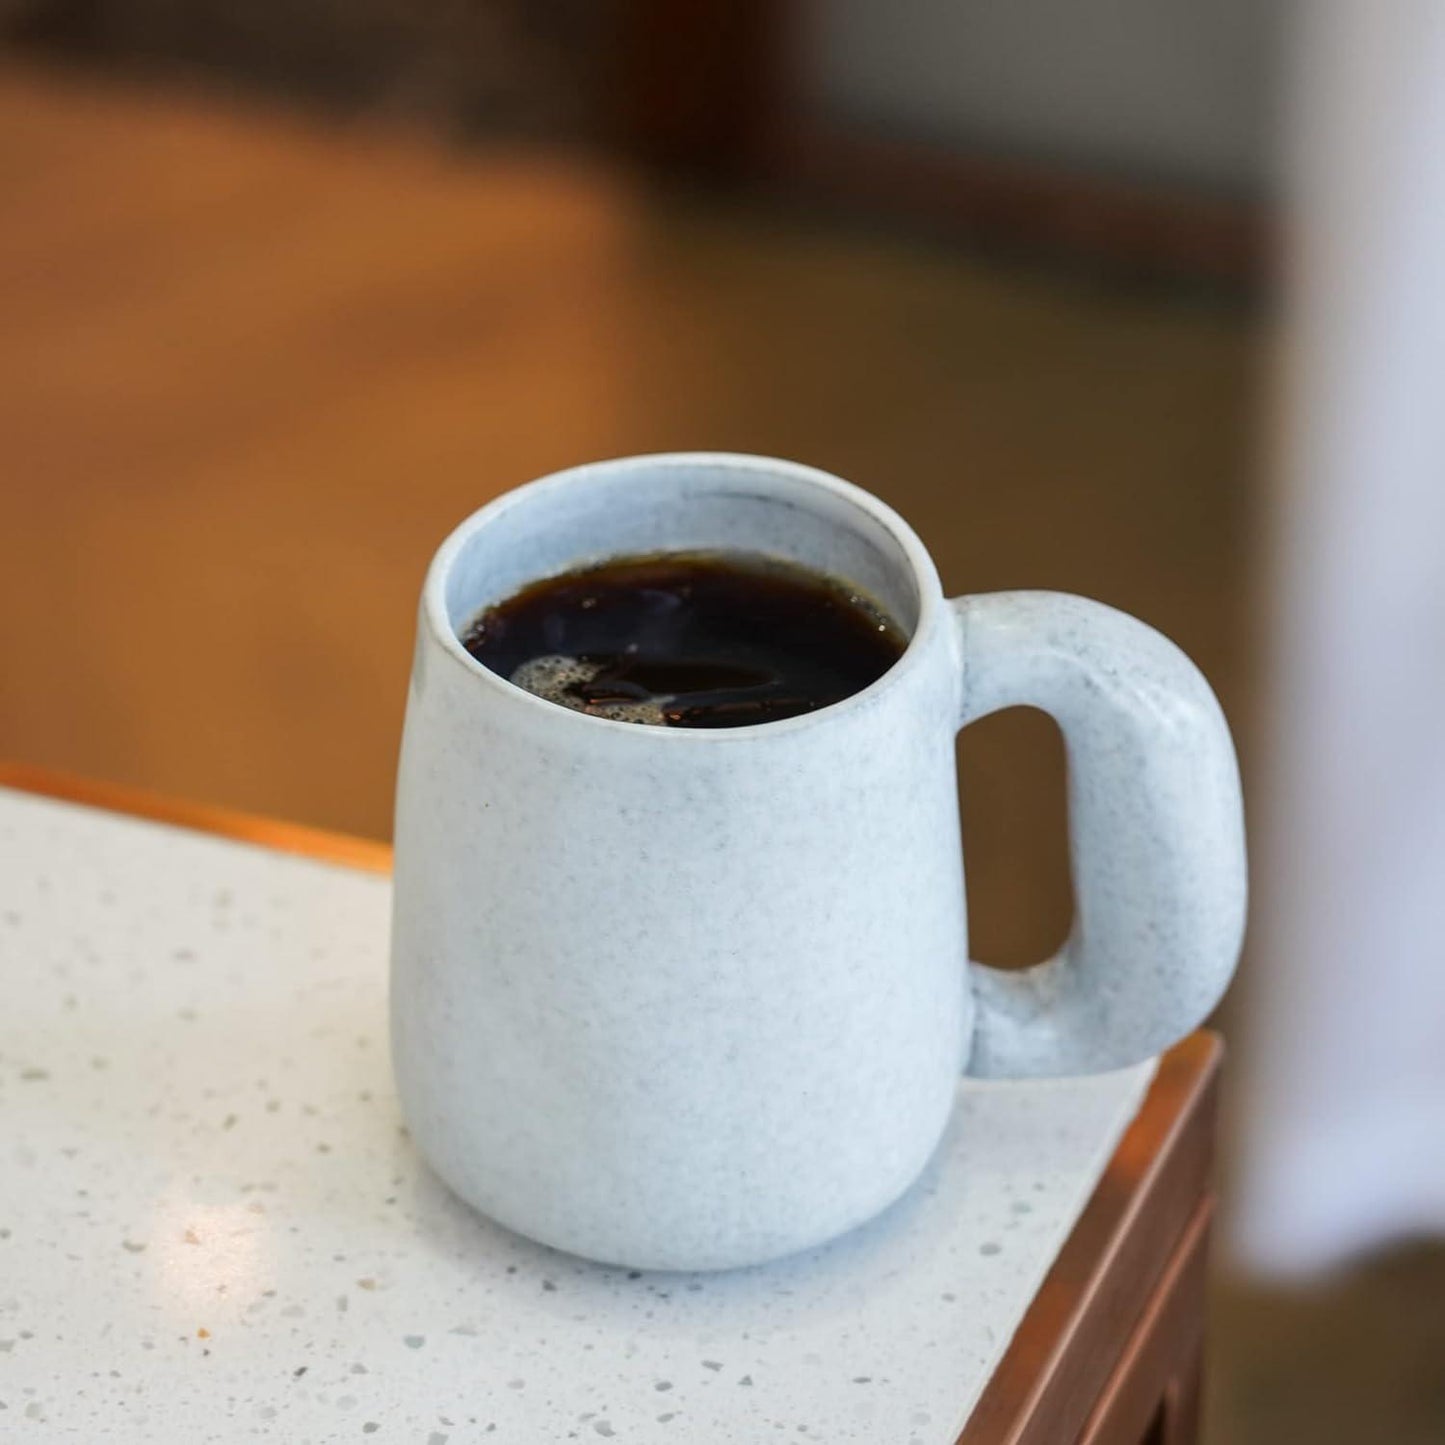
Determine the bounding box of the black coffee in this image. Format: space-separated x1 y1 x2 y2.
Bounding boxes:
461 551 906 728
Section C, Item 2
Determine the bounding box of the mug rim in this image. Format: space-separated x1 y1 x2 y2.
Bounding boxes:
422 451 946 740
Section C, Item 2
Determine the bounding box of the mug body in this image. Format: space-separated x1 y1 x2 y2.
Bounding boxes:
391 454 969 1269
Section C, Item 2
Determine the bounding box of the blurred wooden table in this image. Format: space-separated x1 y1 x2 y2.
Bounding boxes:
0 62 1253 977
2 762 1221 1444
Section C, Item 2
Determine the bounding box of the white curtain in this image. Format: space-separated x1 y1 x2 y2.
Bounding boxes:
1233 1 1445 1274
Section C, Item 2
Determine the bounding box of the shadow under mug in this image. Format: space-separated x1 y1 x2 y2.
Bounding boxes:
391 452 1246 1270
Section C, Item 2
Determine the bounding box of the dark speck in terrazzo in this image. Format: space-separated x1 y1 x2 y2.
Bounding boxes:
1011 1200 1032 1214
403 1335 425 1349
362 1426 379 1435
702 1360 723 1371
738 1375 754 1387
654 1381 672 1392
428 1433 449 1445
121 1240 146 1253
542 1279 557 1292
293 1366 308 1378
19 1068 49 1082
980 1242 1002 1256
593 1424 614 1438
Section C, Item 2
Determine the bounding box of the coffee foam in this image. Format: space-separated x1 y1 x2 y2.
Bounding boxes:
509 654 670 726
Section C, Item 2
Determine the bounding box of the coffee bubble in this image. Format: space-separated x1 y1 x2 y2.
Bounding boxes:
510 655 670 726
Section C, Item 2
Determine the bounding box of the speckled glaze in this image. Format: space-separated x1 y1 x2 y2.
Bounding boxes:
392 453 1245 1271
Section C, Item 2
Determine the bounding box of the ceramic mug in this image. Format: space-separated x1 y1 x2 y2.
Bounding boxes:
391 453 1246 1270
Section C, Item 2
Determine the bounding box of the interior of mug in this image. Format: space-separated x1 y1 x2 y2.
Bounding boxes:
439 456 925 641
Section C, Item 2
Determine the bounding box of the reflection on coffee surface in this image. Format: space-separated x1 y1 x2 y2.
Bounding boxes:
461 551 906 728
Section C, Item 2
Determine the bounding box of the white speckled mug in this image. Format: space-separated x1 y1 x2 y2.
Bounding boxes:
392 453 1246 1270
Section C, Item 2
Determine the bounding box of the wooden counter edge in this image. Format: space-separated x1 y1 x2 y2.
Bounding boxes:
0 763 392 874
957 1034 1221 1444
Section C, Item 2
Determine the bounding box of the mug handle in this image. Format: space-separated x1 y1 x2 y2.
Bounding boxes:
951 592 1247 1077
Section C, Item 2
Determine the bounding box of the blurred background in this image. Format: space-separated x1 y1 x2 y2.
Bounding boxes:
3 4 1442 1440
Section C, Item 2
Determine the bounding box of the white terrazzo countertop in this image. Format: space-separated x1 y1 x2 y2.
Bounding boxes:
0 787 1155 1443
